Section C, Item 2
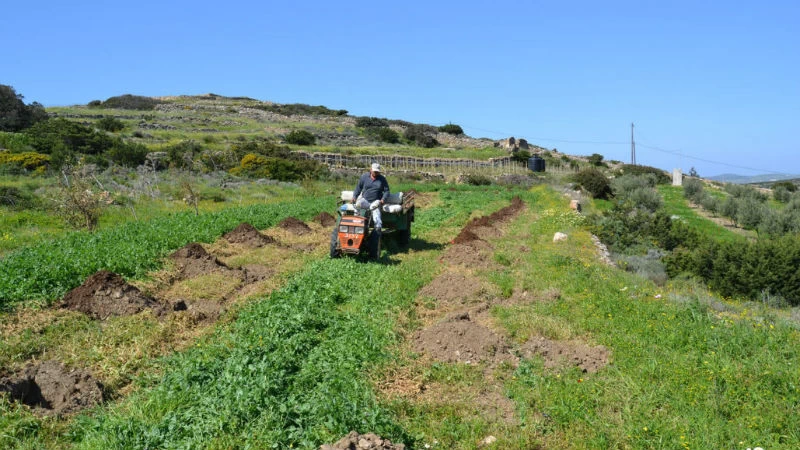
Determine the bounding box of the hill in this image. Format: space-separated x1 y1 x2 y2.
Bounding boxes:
707 172 800 184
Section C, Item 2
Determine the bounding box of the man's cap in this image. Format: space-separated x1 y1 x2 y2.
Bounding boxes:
371 163 382 172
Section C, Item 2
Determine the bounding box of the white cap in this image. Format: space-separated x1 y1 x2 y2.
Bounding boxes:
371 163 382 172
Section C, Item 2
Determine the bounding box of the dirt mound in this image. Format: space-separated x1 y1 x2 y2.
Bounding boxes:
320 432 405 450
223 222 275 247
60 270 162 319
278 216 312 235
241 264 273 283
441 240 495 269
0 360 103 416
414 313 511 364
314 212 337 228
520 337 610 373
418 272 492 305
451 196 524 244
170 242 231 279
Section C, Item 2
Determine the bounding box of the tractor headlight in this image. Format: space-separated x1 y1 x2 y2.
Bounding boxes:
339 225 349 233
354 227 364 234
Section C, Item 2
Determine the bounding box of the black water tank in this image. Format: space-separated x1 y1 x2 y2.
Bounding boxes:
528 156 545 172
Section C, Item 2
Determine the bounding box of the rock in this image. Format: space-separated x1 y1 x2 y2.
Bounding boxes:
481 435 497 446
553 232 568 242
569 200 581 212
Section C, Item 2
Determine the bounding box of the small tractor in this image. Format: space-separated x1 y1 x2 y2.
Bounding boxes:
330 190 415 259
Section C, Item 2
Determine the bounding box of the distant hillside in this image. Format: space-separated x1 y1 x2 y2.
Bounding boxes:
707 173 800 184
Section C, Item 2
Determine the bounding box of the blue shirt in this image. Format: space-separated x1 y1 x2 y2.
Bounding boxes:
353 172 390 202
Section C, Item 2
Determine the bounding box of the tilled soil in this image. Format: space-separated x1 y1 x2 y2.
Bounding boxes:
320 431 405 450
417 271 493 306
520 337 610 373
60 270 163 319
0 360 103 416
278 216 312 235
441 239 496 269
170 242 233 279
413 312 513 365
223 222 275 247
313 211 337 228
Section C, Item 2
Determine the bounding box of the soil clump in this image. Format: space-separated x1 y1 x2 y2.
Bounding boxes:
223 222 275 247
413 312 512 365
441 239 495 269
320 431 405 450
278 216 312 235
170 242 232 279
418 271 493 306
314 211 337 228
520 337 610 373
60 270 162 319
0 360 103 416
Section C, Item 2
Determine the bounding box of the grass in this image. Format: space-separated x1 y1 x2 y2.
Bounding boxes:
658 185 748 243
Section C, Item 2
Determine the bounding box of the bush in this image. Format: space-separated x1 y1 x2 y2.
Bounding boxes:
164 140 204 169
615 164 671 184
285 130 316 146
98 94 161 110
0 85 48 132
0 186 37 209
772 180 797 192
106 142 149 167
773 185 793 203
230 153 327 182
511 150 531 163
355 116 389 128
253 103 347 117
588 153 605 166
96 116 126 132
463 174 492 186
0 150 50 171
375 127 400 144
438 123 463 135
736 197 765 230
683 177 705 202
25 118 115 156
572 168 612 199
403 125 438 148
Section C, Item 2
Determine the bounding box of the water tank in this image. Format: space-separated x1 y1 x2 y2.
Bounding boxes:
527 156 545 172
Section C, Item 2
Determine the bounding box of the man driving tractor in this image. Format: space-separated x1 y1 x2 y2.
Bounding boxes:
352 162 390 232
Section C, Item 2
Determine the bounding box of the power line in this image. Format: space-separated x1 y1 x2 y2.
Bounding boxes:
461 123 785 175
637 143 784 175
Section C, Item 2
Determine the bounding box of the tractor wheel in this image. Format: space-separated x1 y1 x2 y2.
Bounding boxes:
329 226 340 258
368 229 382 260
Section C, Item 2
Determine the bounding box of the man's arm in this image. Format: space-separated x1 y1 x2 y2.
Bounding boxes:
352 174 364 201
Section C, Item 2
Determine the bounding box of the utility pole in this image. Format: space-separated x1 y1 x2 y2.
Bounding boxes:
631 122 636 165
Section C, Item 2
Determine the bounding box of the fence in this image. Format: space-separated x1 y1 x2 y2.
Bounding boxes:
293 151 578 178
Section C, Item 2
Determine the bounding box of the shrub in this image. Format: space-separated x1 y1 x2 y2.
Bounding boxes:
463 174 492 186
96 116 126 132
0 150 50 171
683 177 705 201
98 94 161 110
231 153 326 182
572 168 612 199
253 103 347 117
736 197 765 230
588 153 605 166
438 123 463 135
772 180 797 192
285 129 316 146
164 140 204 169
25 118 115 156
375 127 400 144
511 150 531 163
615 164 671 184
0 85 48 132
773 185 792 203
403 125 438 148
106 142 149 167
355 116 389 128
0 186 37 208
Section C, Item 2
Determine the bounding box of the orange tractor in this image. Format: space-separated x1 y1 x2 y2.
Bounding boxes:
330 190 415 259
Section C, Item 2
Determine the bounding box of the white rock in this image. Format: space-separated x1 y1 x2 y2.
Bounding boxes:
481 435 497 445
553 232 568 242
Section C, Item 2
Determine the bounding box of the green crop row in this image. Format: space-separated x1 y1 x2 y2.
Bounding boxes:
0 195 334 307
70 257 431 448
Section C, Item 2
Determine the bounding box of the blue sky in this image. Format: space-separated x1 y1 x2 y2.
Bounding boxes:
3 0 798 177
